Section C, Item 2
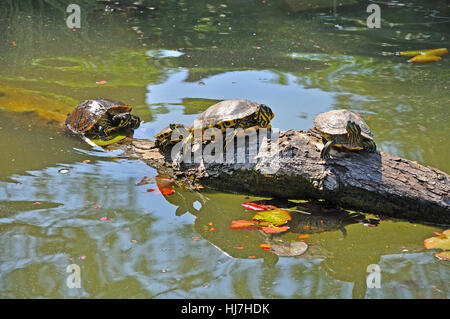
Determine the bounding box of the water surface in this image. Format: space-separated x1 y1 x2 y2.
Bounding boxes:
0 0 449 298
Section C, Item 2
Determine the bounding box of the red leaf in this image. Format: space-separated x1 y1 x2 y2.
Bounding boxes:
96 80 107 84
241 202 277 211
93 205 99 209
100 217 110 221
155 175 173 189
160 187 175 196
261 225 289 234
146 188 157 193
230 219 256 230
235 246 244 249
33 201 41 205
297 234 310 239
136 176 152 185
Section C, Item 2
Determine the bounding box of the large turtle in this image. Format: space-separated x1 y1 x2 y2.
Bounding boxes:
65 99 140 140
314 109 376 159
154 99 274 151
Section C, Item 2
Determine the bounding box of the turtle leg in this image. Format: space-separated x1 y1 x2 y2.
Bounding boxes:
224 128 238 150
96 117 113 140
321 138 336 159
362 139 377 153
98 126 107 140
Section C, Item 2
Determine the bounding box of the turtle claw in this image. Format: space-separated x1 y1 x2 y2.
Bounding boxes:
362 139 377 153
320 139 335 160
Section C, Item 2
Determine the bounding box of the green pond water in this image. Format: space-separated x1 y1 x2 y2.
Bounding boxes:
0 0 449 298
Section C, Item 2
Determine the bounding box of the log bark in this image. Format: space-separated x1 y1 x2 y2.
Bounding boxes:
116 129 450 225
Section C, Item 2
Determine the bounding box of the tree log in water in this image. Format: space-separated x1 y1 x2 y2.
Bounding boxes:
117 129 449 225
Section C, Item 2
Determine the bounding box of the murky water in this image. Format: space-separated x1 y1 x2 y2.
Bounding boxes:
0 0 449 298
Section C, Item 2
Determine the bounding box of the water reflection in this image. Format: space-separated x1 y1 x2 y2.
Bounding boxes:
0 0 449 299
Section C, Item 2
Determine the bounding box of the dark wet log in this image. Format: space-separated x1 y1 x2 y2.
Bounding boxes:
118 129 450 225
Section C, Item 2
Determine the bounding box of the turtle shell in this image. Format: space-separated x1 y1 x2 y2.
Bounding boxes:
189 99 261 129
314 109 374 140
65 99 132 133
154 123 185 140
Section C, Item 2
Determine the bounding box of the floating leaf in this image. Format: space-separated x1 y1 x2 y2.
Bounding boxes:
408 55 442 63
270 241 308 257
261 225 289 234
230 219 256 230
136 176 153 185
252 209 291 226
241 202 277 211
259 244 272 250
91 135 126 146
160 187 175 196
235 246 244 249
100 217 110 221
33 201 41 205
93 205 99 209
96 80 107 84
398 48 448 56
423 229 449 250
155 175 173 188
435 251 450 261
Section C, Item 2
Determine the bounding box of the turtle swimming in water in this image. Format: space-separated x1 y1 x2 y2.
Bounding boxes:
154 99 274 151
65 98 140 141
313 109 376 159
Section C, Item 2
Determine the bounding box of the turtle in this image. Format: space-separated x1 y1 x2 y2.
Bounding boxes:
153 99 275 151
313 109 376 159
65 98 140 140
153 123 190 152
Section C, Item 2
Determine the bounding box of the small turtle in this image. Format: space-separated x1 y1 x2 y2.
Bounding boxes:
65 99 140 140
153 123 190 152
314 109 376 159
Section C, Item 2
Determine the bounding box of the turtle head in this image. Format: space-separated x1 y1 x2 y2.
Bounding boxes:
256 104 274 128
346 121 361 145
114 113 141 130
